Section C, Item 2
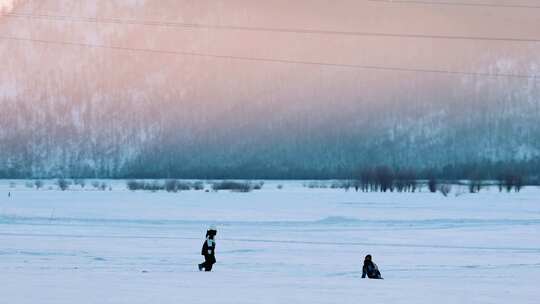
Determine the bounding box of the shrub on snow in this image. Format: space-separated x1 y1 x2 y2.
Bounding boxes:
211 181 262 192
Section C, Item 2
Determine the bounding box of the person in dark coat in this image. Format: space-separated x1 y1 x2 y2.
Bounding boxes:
362 254 383 279
198 226 217 272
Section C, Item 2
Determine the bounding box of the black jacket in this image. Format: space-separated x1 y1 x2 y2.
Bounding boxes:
362 261 382 279
201 238 216 263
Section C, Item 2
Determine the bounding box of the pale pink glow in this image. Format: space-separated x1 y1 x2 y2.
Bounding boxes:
0 0 14 13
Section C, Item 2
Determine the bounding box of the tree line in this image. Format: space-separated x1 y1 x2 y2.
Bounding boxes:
352 164 529 193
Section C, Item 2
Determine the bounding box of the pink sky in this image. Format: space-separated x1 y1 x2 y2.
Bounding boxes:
1 0 539 112
0 0 14 12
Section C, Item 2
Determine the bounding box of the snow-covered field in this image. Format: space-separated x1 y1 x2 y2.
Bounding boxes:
1 180 539 304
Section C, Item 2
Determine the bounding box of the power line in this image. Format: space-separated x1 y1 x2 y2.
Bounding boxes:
0 35 537 80
367 0 540 9
4 12 540 43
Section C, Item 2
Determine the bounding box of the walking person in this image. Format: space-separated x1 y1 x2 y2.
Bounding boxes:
362 254 383 279
198 226 217 272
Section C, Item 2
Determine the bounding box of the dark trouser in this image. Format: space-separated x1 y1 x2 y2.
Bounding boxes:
370 270 383 279
199 255 215 272
363 270 383 279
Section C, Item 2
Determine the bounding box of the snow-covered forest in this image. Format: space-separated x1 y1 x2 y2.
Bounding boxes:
1 1 539 179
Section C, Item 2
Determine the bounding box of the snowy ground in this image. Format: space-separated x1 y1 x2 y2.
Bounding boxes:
1 180 539 304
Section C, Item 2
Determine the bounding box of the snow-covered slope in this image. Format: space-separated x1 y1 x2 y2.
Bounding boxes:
1 182 539 303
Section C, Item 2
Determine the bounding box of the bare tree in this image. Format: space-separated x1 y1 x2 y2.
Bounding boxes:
438 184 452 197
428 176 437 193
34 180 44 189
375 166 394 192
57 179 69 191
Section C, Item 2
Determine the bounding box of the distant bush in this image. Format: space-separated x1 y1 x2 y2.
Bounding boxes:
277 184 283 189
192 181 205 191
147 181 164 192
375 166 394 192
99 182 108 191
394 169 417 193
498 171 525 192
318 181 343 189
177 181 193 191
355 166 418 192
164 179 180 192
468 179 483 193
57 179 70 191
211 181 262 192
304 181 329 189
126 180 139 191
34 180 44 189
252 181 264 190
128 180 205 192
329 180 353 191
438 184 452 197
74 179 86 188
164 179 194 192
428 177 437 193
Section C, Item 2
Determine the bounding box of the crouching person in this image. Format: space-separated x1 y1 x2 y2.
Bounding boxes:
362 254 383 279
198 226 217 272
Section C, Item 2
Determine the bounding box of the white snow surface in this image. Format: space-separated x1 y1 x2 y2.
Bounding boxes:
1 180 539 303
